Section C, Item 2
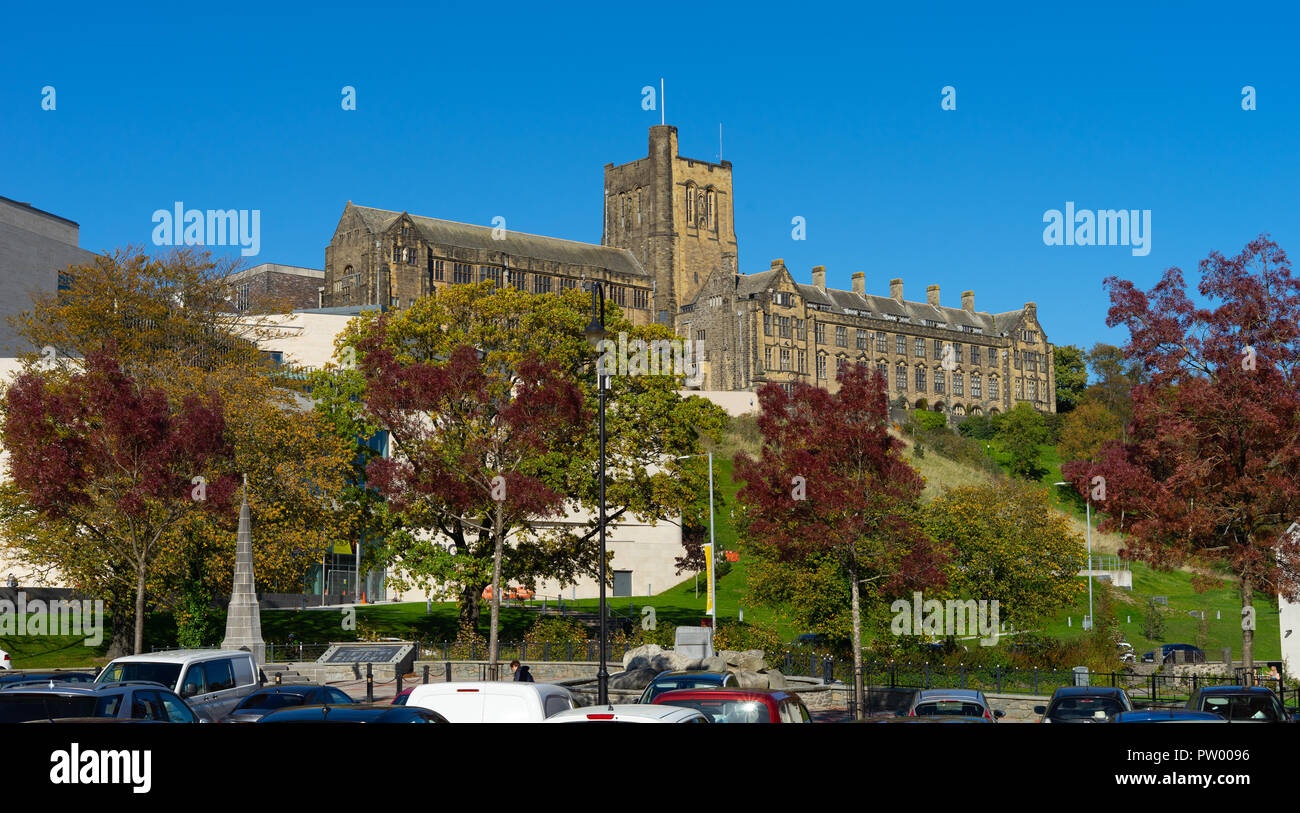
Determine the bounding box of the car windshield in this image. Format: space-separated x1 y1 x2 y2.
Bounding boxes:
238 692 310 711
645 677 720 701
1050 696 1126 719
1202 695 1282 721
96 662 182 688
0 693 118 722
914 701 985 717
660 698 770 723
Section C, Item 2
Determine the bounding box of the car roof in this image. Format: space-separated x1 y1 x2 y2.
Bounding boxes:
652 671 729 680
651 688 795 702
105 649 252 664
248 685 326 694
407 681 573 699
256 704 439 722
914 689 985 701
0 681 168 695
1197 685 1276 695
1113 710 1228 722
1053 686 1127 697
546 704 706 722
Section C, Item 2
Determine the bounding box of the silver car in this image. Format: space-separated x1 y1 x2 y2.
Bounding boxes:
905 688 1005 721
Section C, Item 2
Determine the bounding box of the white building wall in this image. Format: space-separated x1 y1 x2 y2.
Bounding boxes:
1281 524 1300 678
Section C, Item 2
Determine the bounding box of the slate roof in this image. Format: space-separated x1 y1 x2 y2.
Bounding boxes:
346 204 647 278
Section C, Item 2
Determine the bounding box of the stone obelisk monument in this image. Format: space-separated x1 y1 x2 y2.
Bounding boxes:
222 475 265 664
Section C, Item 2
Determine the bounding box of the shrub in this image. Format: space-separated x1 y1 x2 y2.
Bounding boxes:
448 620 489 660
914 410 948 433
713 620 784 659
523 617 589 655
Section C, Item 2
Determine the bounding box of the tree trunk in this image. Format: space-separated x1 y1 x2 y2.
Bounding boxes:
458 584 482 631
133 566 147 655
849 559 864 721
487 502 505 681
1241 573 1254 671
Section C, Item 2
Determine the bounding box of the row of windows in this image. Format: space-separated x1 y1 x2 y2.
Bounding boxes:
684 183 718 231
617 188 645 231
763 346 808 373
809 358 999 398
810 329 1003 367
763 314 807 340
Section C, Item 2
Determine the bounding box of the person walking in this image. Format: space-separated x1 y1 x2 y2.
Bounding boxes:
510 660 535 682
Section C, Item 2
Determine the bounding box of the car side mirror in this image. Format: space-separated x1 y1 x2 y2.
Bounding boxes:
1033 706 1047 715
994 709 1005 718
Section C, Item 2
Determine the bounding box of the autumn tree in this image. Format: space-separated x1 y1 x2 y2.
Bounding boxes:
922 481 1085 629
314 282 727 631
1083 343 1145 441
1063 236 1300 667
360 334 584 677
734 364 947 720
0 351 238 653
2 247 355 651
1057 401 1123 465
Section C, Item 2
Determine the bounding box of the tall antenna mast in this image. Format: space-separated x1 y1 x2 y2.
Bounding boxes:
719 123 722 163
660 78 665 126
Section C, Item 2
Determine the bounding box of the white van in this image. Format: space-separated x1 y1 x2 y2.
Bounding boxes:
406 682 577 723
96 649 261 721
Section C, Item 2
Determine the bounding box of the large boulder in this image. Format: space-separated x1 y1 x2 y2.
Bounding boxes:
622 644 698 673
735 649 769 672
697 655 728 672
764 668 787 689
732 668 768 689
608 668 659 690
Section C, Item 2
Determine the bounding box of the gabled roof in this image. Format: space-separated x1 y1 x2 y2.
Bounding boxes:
344 204 647 278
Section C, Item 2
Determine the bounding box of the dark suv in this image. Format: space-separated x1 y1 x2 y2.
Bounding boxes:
1186 686 1291 722
0 681 200 723
1142 643 1206 664
1034 686 1133 723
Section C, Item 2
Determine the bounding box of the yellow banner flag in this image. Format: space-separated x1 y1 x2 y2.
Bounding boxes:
704 544 715 614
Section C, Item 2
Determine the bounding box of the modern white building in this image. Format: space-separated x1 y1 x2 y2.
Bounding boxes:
1280 523 1300 678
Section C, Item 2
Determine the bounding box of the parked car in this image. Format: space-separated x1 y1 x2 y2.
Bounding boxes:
905 689 1005 722
0 681 199 723
1111 709 1229 723
545 704 710 723
870 715 992 723
0 649 10 670
638 671 739 704
391 687 413 706
1141 643 1206 664
96 649 262 722
651 688 811 722
256 704 448 723
0 671 96 687
405 681 577 722
225 684 357 723
1185 686 1291 722
1034 686 1133 723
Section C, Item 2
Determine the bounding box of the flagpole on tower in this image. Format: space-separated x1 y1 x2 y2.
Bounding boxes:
660 78 665 126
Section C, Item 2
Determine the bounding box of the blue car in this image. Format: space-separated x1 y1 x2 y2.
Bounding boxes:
1112 709 1228 723
638 671 738 704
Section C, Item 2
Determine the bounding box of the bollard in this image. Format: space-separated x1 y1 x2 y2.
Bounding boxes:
396 669 404 696
423 665 429 685
275 671 282 685
366 662 374 703
445 661 452 682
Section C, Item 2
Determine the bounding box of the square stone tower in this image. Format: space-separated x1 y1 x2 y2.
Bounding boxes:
603 125 739 325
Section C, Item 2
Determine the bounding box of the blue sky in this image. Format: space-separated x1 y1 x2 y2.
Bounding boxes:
2 2 1296 354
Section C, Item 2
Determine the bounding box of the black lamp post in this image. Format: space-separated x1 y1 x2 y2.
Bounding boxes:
582 282 610 705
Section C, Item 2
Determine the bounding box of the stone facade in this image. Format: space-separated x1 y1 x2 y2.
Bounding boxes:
317 126 1055 414
682 260 1056 415
321 205 654 325
226 263 324 313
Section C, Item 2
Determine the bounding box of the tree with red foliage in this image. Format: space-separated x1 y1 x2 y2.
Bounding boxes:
1 351 237 653
734 364 947 718
1063 236 1300 667
359 328 585 677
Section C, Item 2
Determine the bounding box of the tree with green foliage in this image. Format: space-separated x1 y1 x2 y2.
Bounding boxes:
1053 344 1088 413
1083 343 1145 441
1056 401 1123 465
922 481 1085 629
313 282 727 632
995 403 1049 479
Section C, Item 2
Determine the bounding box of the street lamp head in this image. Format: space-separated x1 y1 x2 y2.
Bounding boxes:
584 316 606 349
1053 481 1068 486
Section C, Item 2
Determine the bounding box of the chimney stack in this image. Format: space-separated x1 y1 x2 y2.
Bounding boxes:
812 265 826 289
927 284 940 306
962 290 974 312
890 278 904 301
770 258 784 269
851 272 865 294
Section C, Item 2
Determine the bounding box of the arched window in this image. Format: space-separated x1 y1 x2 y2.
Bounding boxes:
685 184 696 224
707 189 716 230
636 188 643 225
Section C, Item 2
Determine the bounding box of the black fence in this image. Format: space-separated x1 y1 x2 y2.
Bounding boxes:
807 657 1298 708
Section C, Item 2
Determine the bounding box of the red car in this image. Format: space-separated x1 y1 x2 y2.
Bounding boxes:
651 688 812 723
